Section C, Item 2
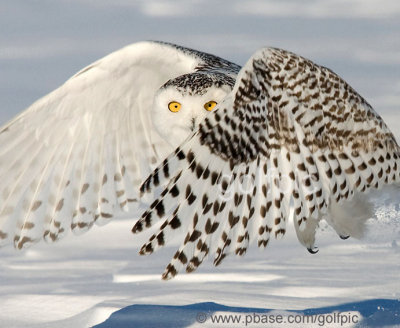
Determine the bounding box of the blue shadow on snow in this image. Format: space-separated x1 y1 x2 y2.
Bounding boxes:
93 298 400 328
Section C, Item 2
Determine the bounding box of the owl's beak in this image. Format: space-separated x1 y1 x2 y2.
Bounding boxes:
190 117 196 131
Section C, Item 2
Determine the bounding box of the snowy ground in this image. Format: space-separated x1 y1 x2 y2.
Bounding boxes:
0 206 399 327
0 1 399 327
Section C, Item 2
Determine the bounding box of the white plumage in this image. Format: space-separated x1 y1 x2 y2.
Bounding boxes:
1 42 399 280
0 41 239 249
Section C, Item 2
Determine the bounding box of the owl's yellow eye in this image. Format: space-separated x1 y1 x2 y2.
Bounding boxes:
204 101 217 111
168 101 181 112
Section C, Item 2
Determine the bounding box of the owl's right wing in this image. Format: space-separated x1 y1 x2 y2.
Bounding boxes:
136 47 400 280
0 41 222 249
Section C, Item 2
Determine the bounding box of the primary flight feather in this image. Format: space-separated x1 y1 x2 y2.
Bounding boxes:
0 41 398 280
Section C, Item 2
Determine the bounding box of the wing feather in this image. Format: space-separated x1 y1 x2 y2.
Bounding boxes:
139 46 400 278
0 41 240 247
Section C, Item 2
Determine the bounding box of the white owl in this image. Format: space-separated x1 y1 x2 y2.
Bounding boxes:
0 41 398 280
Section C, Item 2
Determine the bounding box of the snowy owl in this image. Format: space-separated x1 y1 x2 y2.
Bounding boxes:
1 41 399 280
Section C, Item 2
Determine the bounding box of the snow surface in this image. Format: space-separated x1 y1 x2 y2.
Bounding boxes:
0 1 399 327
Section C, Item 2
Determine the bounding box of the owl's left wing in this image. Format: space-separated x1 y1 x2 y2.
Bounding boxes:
135 47 400 280
0 41 233 250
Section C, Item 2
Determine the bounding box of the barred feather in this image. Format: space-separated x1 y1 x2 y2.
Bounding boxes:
139 47 400 279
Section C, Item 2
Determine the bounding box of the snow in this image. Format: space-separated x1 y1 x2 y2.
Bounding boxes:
0 1 399 327
94 300 400 327
1 204 399 327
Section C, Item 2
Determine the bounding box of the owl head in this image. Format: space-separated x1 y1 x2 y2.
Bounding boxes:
152 72 235 147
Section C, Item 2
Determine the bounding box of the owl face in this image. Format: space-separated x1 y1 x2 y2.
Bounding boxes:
152 73 234 147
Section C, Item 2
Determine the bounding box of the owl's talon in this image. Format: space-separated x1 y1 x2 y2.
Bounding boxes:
307 247 319 254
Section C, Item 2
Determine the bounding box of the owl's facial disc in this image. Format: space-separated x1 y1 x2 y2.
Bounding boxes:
152 73 234 148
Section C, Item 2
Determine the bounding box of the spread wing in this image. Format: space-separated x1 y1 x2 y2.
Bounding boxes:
0 41 238 249
136 47 400 280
